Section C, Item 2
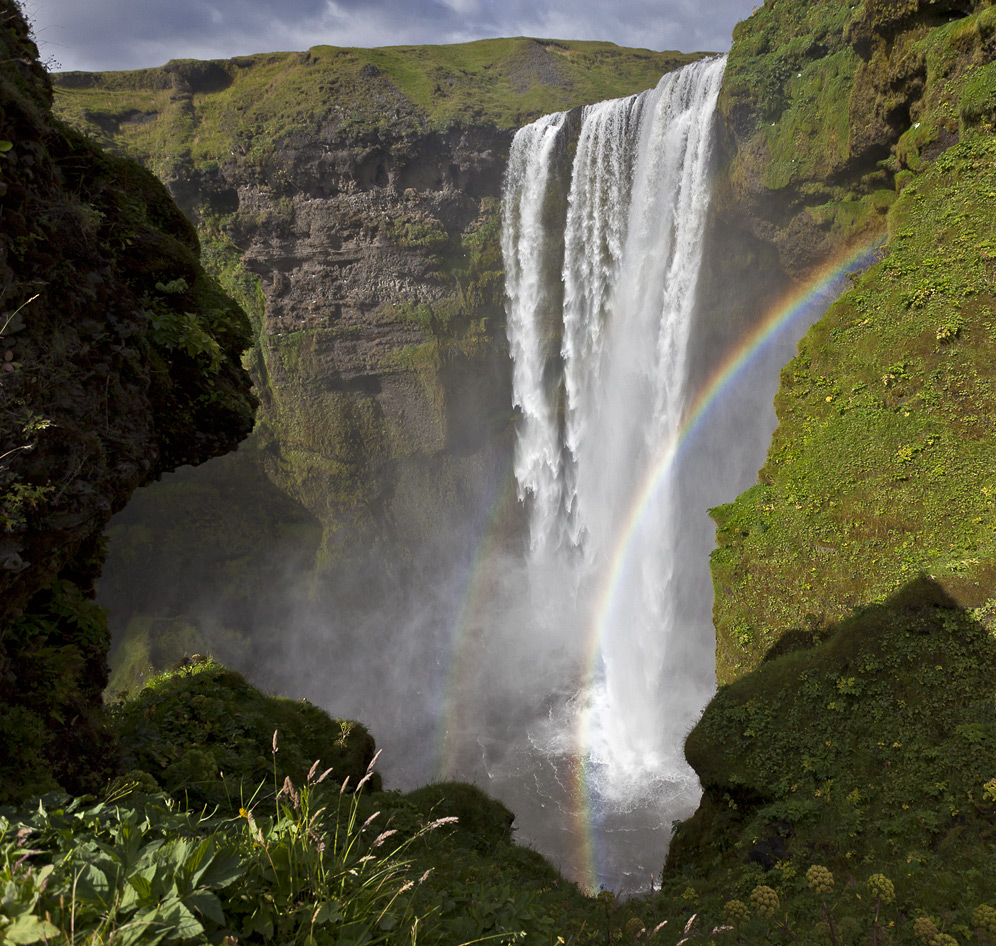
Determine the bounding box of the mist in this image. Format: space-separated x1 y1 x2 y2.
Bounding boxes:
97 58 871 894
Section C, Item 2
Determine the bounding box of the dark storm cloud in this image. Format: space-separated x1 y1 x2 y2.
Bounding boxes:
27 0 752 73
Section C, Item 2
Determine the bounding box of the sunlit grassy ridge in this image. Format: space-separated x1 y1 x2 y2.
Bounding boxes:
710 0 996 682
53 38 701 181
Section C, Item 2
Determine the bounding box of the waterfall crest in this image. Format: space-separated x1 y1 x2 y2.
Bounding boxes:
501 55 726 852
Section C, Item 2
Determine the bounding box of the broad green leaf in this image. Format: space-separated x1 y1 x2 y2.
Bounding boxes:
162 898 204 939
2 914 61 945
74 862 112 905
114 911 169 946
126 872 154 903
195 847 243 889
183 889 225 926
182 836 214 888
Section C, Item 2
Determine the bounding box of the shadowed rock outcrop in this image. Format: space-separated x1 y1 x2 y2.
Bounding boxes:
0 3 255 799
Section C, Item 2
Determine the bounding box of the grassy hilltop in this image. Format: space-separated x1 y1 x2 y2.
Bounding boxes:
54 39 699 182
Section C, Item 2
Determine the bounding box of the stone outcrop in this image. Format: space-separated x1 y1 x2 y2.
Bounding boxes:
0 6 255 799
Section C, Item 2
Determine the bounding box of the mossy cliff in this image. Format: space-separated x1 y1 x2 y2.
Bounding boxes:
705 0 996 681
52 41 699 582
658 0 996 929
0 4 255 800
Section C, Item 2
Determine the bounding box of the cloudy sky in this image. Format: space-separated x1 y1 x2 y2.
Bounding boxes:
24 0 754 74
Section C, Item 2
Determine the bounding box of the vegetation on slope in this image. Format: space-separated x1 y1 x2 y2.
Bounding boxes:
52 39 699 180
1 658 601 945
660 576 996 942
711 0 996 682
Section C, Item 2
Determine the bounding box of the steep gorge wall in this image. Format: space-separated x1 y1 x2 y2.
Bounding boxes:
0 6 255 799
51 42 700 668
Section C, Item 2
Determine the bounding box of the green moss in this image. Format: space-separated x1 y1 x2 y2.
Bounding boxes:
110 656 380 805
712 133 996 683
722 0 858 129
759 50 858 190
959 60 996 132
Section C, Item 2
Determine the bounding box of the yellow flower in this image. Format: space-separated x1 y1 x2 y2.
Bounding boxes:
750 886 779 919
868 873 895 905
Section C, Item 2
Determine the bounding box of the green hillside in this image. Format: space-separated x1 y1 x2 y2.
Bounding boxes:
54 38 700 181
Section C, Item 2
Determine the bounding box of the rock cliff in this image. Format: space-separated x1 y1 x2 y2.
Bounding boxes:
0 4 255 799
51 40 700 671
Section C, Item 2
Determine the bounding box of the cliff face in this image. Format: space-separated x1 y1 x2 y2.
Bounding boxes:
703 0 996 682
225 120 514 569
51 42 700 657
0 5 255 799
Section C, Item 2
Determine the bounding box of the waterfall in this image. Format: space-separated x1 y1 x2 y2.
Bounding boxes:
500 55 727 884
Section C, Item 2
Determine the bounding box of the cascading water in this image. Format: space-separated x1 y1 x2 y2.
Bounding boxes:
496 55 727 888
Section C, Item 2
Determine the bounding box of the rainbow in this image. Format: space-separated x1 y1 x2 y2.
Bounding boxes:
437 232 884 894
571 234 885 889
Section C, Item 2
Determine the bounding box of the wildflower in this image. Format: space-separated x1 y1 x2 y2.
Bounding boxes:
272 730 279 753
975 905 996 939
723 899 750 925
934 935 959 946
913 917 939 943
807 864 834 895
868 873 895 905
750 885 779 918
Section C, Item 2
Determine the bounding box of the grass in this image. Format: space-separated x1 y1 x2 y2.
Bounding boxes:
52 39 701 182
711 130 996 683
